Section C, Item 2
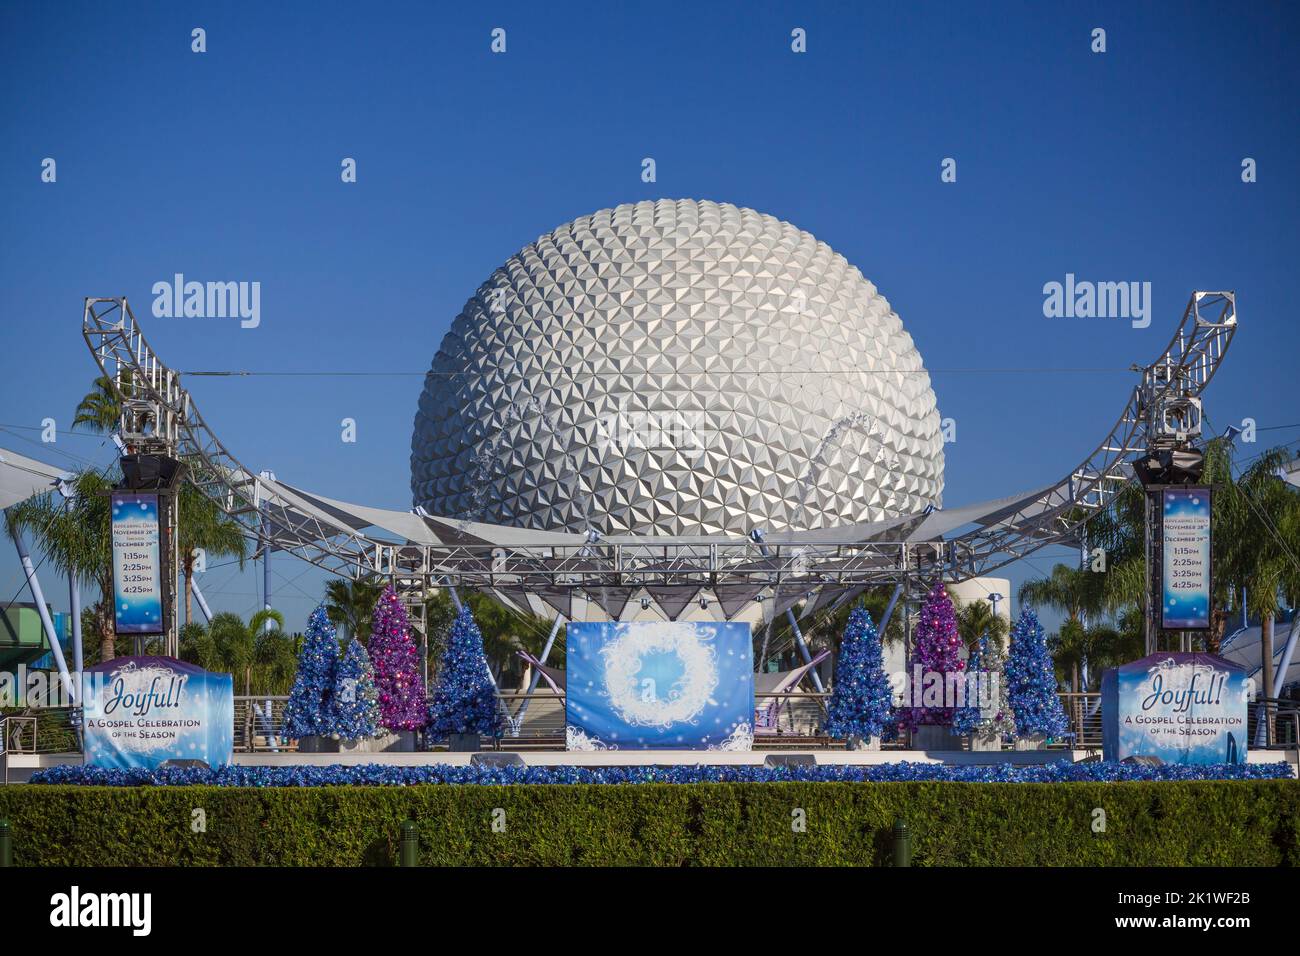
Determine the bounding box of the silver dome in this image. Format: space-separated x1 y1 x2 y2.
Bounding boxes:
411 199 943 535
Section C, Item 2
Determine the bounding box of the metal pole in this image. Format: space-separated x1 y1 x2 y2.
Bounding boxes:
262 534 271 625
66 529 83 704
878 582 904 636
1273 615 1300 701
190 577 214 624
1255 613 1276 747
785 608 825 693
170 491 180 656
258 470 275 632
7 515 75 703
1144 491 1156 655
512 615 564 733
56 486 84 701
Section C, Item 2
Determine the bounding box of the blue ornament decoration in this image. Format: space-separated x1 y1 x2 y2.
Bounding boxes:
282 605 340 739
1005 606 1069 738
332 638 381 741
824 606 896 741
30 760 1292 787
427 606 504 738
951 637 986 736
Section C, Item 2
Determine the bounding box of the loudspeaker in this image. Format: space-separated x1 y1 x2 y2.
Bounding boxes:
1133 447 1204 485
119 454 184 491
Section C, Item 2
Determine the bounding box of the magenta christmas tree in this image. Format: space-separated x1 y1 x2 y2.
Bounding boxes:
367 585 427 732
899 581 965 730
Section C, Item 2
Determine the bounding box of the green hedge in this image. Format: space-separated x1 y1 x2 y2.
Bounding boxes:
1 781 1297 866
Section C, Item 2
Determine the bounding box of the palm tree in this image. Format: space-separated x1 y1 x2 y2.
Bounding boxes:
423 590 554 685
1083 483 1148 618
1018 561 1111 690
179 609 296 695
1017 563 1107 628
323 578 384 644
72 374 126 434
1209 443 1300 699
6 468 118 662
952 596 1009 655
755 585 907 674
68 373 249 633
178 481 247 625
1046 615 1143 692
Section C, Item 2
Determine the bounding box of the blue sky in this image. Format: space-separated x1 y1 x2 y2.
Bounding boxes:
1 1 1297 632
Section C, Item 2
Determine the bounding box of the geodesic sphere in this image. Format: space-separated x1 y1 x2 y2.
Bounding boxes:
411 199 943 535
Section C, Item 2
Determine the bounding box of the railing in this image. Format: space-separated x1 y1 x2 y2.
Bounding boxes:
7 691 1240 756
234 696 294 752
0 709 79 755
0 716 37 756
1059 692 1103 749
1246 697 1300 749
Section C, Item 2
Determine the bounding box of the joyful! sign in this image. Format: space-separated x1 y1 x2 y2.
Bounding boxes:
82 656 234 769
1101 653 1249 764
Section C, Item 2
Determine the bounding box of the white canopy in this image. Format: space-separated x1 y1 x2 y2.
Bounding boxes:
0 448 72 510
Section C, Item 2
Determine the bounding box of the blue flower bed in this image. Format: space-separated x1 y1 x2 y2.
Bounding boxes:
29 759 1294 787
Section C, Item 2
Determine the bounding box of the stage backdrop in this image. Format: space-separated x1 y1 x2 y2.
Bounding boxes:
1101 653 1248 764
566 621 753 750
82 656 234 769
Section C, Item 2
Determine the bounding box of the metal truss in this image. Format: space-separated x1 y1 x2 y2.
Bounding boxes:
80 291 1237 605
82 298 386 581
943 291 1235 581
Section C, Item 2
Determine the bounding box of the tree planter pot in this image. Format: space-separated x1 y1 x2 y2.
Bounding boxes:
845 734 881 751
448 733 481 753
1014 733 1048 751
912 725 960 751
296 736 339 754
335 732 416 753
969 732 1002 752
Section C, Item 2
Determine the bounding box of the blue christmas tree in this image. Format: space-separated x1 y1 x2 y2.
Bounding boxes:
282 605 340 739
1005 606 1069 738
332 638 381 741
824 606 896 742
951 637 986 736
951 634 1015 738
427 606 503 738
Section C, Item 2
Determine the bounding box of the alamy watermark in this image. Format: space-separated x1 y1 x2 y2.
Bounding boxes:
1042 274 1151 328
596 399 706 459
152 274 260 328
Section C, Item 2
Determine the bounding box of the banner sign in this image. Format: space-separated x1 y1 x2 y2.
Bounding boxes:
1161 487 1211 630
82 656 234 769
1102 653 1248 764
110 491 164 635
566 621 753 750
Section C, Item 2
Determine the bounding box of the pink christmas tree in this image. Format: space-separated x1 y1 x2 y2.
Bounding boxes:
367 585 427 732
899 581 965 730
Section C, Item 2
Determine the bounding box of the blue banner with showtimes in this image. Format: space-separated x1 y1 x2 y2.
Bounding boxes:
110 491 164 634
1161 487 1211 630
82 657 234 769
